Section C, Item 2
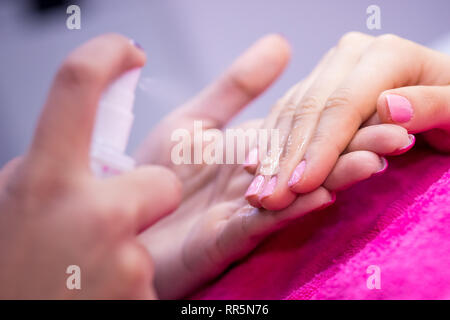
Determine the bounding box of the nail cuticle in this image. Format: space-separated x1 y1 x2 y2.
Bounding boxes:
386 134 415 156
372 157 389 177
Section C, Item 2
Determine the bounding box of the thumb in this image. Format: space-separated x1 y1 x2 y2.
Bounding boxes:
107 166 182 232
377 85 450 152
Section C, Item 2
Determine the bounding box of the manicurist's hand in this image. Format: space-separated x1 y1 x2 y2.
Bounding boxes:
0 34 181 299
246 32 450 210
136 34 412 299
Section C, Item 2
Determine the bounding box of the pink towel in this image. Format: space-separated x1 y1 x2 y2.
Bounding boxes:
192 139 450 299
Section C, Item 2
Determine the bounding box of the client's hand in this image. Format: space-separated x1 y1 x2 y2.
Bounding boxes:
0 34 181 299
137 35 412 299
245 32 450 210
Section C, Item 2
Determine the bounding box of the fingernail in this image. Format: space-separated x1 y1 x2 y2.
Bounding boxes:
288 160 306 187
130 39 144 51
316 191 337 211
385 94 413 123
373 157 388 176
259 176 277 200
244 148 258 167
387 134 416 156
245 175 265 197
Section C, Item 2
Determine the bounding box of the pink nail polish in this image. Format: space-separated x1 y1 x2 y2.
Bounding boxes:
288 160 306 187
259 176 277 200
372 157 388 177
387 134 416 156
245 175 265 197
385 94 413 123
244 148 258 167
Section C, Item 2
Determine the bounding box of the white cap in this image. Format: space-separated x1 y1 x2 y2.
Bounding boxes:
92 68 141 153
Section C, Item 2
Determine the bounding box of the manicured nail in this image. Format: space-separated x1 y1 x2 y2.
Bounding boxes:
130 39 144 50
387 134 416 156
373 157 388 176
288 160 306 187
385 94 413 123
259 176 277 200
243 148 258 167
245 175 265 197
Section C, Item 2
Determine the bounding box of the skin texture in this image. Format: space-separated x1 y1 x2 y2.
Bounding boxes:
136 35 412 299
246 32 450 211
0 34 182 299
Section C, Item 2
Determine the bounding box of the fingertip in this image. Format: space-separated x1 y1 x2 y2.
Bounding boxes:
260 33 292 62
371 156 389 177
386 134 415 156
229 33 291 97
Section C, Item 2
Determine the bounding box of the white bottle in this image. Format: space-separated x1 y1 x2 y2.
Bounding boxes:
90 68 141 177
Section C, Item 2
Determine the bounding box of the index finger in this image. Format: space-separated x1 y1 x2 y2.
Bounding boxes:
29 34 146 173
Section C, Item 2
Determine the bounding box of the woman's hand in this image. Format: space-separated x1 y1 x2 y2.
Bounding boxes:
245 32 450 210
0 34 182 299
137 35 412 299
377 86 450 152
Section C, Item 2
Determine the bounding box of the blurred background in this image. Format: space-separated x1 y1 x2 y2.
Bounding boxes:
1 0 449 166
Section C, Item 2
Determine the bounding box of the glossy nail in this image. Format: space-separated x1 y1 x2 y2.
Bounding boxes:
259 176 277 200
245 175 265 197
130 39 144 50
387 134 416 156
385 94 413 123
244 148 258 167
372 157 388 177
288 160 306 187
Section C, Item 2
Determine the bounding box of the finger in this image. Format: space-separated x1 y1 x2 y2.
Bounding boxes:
107 166 182 232
248 47 336 176
29 34 146 172
135 34 290 166
243 82 300 174
248 187 334 236
378 85 450 152
177 34 291 128
245 47 337 208
345 124 414 155
0 157 23 190
260 33 374 210
223 187 334 253
323 151 387 191
114 241 156 299
290 34 450 194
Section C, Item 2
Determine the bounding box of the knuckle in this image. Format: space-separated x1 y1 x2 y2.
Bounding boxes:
153 166 182 197
90 199 131 236
373 33 402 50
324 87 353 111
227 71 259 99
310 130 341 157
293 94 322 118
118 245 153 289
291 95 322 123
270 100 285 114
57 56 102 88
338 31 367 47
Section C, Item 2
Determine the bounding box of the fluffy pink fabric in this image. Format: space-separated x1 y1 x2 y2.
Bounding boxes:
192 141 450 299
